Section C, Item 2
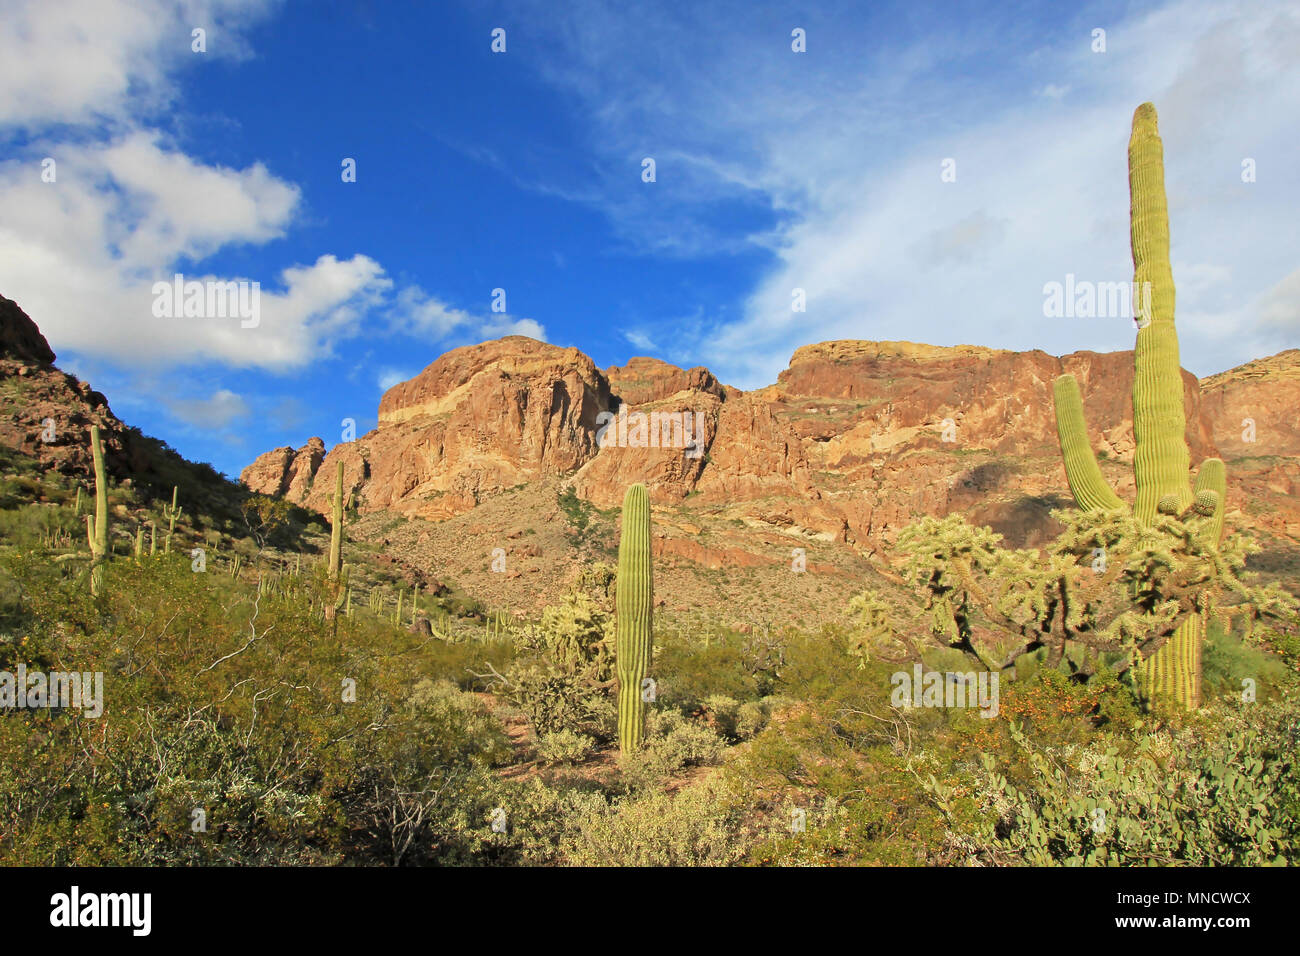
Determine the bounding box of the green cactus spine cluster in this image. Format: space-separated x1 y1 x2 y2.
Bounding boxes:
1052 103 1226 712
86 426 109 596
615 483 654 753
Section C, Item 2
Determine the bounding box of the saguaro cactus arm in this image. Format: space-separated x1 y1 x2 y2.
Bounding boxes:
616 483 654 754
1191 457 1227 547
1052 375 1124 512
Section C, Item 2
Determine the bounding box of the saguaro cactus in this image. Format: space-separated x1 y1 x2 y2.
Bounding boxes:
325 460 345 622
162 486 182 553
1052 103 1226 712
86 426 109 596
616 483 654 753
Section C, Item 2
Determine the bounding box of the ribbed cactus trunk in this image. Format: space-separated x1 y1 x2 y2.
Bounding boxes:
1135 614 1203 708
87 426 109 596
325 460 344 622
616 484 654 753
1128 103 1192 524
1051 104 1227 713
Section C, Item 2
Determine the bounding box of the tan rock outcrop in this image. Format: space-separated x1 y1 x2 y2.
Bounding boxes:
241 334 1300 548
1199 349 1300 460
298 337 615 520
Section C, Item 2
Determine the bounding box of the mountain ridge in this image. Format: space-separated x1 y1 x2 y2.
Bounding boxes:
239 329 1300 552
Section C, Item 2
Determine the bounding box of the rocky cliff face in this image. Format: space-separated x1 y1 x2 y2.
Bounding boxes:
244 338 617 519
240 331 1300 549
1199 350 1300 460
1 295 237 511
0 295 138 477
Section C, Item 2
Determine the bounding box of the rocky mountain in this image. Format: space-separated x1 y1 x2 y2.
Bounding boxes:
0 294 235 511
4 290 1295 621
242 334 1300 554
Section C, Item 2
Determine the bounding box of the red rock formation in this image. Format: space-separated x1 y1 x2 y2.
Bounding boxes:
296 337 615 519
239 437 326 499
1199 350 1300 460
239 333 1300 547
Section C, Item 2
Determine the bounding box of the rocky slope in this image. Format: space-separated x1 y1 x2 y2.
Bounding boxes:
0 295 236 511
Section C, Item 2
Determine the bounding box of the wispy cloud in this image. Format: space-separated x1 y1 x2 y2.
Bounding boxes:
388 286 547 344
164 388 249 430
505 0 1300 385
377 367 413 392
623 329 659 351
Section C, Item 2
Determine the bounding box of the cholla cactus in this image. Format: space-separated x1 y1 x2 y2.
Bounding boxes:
1052 104 1226 711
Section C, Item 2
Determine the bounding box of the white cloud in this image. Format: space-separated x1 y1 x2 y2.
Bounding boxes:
0 0 274 128
389 286 548 344
377 368 412 392
908 210 1010 269
508 0 1300 385
623 329 659 351
164 387 249 429
0 0 486 373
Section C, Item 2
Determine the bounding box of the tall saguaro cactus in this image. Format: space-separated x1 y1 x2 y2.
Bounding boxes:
1052 103 1226 712
325 459 345 622
86 425 109 596
616 483 654 753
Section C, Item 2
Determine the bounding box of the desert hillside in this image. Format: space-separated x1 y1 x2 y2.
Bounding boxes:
237 324 1300 619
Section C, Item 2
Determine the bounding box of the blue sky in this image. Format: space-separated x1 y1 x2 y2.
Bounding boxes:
1 0 1296 479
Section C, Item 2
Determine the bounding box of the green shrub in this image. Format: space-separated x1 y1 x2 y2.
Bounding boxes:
618 708 726 792
561 780 746 866
536 729 595 765
935 697 1300 865
500 591 614 738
